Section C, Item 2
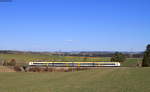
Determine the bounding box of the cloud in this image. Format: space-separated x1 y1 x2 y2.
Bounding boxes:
65 40 74 43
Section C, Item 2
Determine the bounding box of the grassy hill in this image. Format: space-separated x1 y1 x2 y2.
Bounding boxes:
0 67 150 92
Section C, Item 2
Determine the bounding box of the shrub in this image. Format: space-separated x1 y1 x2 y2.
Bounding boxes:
29 67 42 72
111 52 126 62
14 66 22 72
8 59 16 66
3 60 8 66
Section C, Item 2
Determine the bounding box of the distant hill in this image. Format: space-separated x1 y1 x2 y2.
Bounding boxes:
45 51 144 58
0 50 143 58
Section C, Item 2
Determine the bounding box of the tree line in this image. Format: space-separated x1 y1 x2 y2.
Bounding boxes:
111 44 150 67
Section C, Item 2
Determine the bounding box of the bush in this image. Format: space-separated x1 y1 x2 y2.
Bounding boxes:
14 66 22 72
111 52 126 62
8 59 16 66
29 67 42 72
3 60 8 66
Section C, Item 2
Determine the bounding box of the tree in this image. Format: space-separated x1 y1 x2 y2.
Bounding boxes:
3 60 8 66
142 44 150 67
111 52 126 62
8 59 16 66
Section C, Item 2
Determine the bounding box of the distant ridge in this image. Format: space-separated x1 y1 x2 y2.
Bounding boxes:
0 50 144 58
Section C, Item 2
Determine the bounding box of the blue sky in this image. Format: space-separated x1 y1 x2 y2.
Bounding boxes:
0 0 150 51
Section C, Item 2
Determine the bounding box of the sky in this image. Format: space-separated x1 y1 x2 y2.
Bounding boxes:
0 0 150 51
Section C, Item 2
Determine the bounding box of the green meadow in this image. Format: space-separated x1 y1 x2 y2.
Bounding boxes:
0 53 142 67
0 68 150 92
0 54 149 92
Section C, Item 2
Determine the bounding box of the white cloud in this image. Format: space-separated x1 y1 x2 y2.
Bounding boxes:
65 40 73 43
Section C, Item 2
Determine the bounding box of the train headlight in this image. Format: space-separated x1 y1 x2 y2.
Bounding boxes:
29 62 32 65
118 62 121 66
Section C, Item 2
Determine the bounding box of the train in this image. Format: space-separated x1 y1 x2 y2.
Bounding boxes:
29 61 121 67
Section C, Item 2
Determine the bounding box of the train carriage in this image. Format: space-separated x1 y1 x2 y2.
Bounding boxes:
29 61 120 67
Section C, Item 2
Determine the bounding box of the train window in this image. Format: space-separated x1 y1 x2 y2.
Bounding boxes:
33 63 45 64
100 64 116 65
68 63 74 66
48 63 53 66
80 63 94 66
53 63 66 66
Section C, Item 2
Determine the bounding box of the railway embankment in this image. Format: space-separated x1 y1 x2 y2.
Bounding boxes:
0 66 134 72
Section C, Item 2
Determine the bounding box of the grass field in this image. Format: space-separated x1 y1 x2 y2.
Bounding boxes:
0 54 148 92
0 53 142 67
0 53 110 62
0 67 150 92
